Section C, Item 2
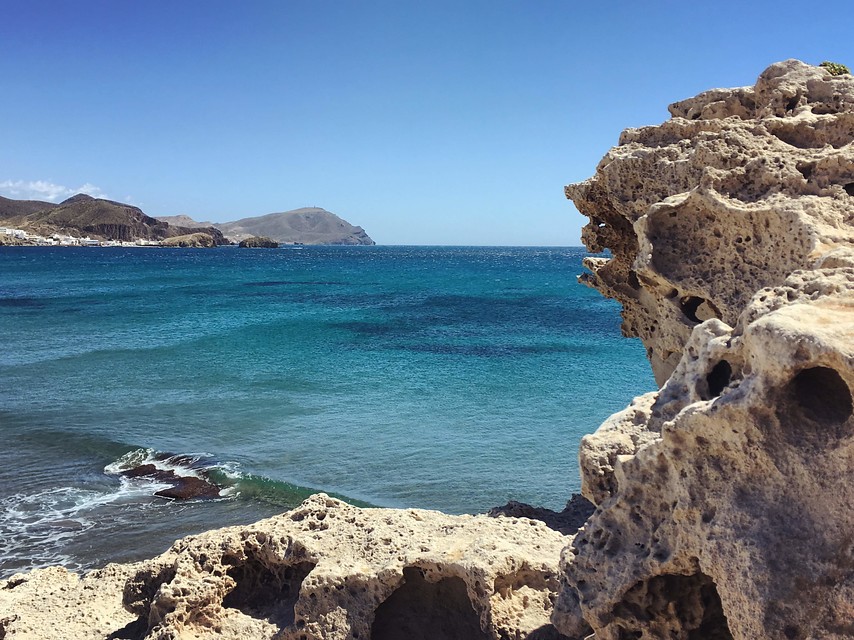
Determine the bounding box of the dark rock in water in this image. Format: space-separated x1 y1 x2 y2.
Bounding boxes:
119 464 221 500
120 463 161 479
488 494 595 535
154 477 221 500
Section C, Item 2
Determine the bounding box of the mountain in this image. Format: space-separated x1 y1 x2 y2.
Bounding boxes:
156 214 214 228
0 194 227 244
0 195 57 219
214 207 375 245
0 196 374 246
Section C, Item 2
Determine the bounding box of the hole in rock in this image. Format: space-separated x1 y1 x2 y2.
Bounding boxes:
786 95 800 112
222 559 315 629
845 183 854 196
784 625 801 639
526 624 576 639
123 564 177 620
705 360 733 399
627 270 641 291
372 567 489 640
681 296 705 323
789 366 853 426
770 128 818 149
680 296 719 324
612 573 733 640
106 617 149 640
796 162 815 180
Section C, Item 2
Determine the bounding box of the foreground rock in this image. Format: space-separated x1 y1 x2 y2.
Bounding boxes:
570 59 854 386
0 494 570 639
554 60 854 639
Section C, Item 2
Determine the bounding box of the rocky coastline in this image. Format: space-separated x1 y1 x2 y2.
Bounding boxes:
0 197 374 247
2 60 852 639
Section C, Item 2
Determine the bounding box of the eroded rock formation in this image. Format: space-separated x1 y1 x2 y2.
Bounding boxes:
572 59 854 385
555 60 854 639
1 495 570 639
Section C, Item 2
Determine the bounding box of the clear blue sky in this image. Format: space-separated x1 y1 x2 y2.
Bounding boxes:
1 1 851 245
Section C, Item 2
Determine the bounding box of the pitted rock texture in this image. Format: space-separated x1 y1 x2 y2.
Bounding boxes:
570 59 854 385
556 61 854 640
1 494 572 640
0 564 142 639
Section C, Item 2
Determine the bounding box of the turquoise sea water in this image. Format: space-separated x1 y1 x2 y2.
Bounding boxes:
0 246 654 577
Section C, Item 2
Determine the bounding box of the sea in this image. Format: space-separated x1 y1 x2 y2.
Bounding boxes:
0 245 655 578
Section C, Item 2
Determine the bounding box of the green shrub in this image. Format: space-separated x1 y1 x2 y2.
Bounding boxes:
820 61 850 76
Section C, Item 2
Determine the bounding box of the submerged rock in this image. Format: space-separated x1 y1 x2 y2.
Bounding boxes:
555 60 854 640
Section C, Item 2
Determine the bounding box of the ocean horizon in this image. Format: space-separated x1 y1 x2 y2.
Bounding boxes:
0 245 654 577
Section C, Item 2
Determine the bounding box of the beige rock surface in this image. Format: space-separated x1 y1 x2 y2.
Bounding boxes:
555 60 854 639
1 494 571 639
0 564 140 638
571 58 854 385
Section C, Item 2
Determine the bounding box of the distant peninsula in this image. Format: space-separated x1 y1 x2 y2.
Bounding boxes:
0 195 374 247
192 207 374 246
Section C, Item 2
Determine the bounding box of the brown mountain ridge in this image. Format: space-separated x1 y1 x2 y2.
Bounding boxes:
0 194 227 244
0 196 376 246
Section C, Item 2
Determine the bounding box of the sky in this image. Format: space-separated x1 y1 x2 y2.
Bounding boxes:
1 1 852 245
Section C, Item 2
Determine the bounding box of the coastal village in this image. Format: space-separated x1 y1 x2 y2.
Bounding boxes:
0 226 164 246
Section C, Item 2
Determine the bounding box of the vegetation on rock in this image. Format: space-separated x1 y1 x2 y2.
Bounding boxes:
820 60 850 75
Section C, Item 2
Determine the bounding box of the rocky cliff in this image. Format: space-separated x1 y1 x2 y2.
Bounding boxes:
553 59 854 639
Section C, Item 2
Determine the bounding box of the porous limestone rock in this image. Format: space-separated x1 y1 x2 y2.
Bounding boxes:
555 60 854 640
571 58 854 385
0 564 140 639
1 494 571 640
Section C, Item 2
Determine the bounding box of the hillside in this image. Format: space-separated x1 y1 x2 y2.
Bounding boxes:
155 214 214 228
0 195 57 219
214 207 375 245
0 194 226 244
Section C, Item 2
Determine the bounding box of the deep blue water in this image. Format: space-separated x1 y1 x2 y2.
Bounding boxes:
0 246 654 576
